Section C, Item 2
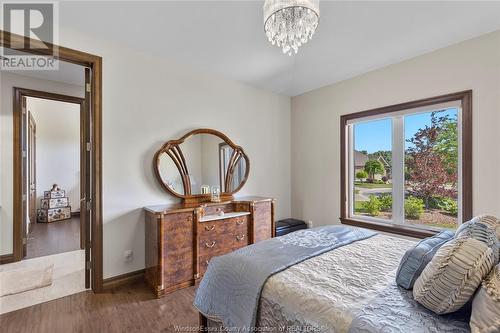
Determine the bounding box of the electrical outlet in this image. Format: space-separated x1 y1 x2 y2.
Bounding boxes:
124 250 133 261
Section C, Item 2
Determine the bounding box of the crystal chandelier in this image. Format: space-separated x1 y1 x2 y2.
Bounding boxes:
263 0 320 56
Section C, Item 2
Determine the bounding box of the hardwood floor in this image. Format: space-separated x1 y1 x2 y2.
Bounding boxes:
26 216 81 259
0 282 199 333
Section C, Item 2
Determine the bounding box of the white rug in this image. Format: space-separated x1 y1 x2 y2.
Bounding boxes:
0 250 86 314
0 265 53 297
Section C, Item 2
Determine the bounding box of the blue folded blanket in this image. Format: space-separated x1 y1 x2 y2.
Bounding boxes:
194 225 376 331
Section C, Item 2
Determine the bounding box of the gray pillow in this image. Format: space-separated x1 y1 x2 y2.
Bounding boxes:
455 215 500 263
470 264 500 333
413 237 495 314
396 230 454 290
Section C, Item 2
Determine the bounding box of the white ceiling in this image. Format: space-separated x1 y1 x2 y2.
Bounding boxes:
38 1 500 96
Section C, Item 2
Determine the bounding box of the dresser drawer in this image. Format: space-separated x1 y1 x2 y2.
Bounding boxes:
198 224 232 257
198 216 249 256
232 216 248 233
231 231 249 250
230 216 249 250
198 219 229 238
199 253 219 276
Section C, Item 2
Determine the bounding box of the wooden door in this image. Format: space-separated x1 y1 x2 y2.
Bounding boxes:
83 67 92 289
28 112 37 232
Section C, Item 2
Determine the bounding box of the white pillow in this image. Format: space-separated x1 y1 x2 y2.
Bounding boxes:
413 237 495 314
471 264 500 333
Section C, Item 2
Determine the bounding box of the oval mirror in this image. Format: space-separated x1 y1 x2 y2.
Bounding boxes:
154 129 250 200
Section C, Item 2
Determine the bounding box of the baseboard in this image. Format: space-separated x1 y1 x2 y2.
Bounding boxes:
102 269 145 290
0 253 15 265
71 211 80 217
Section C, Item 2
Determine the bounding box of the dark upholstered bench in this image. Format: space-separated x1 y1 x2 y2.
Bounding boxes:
275 218 308 237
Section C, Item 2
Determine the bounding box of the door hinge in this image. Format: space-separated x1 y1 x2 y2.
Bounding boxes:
22 108 26 115
86 142 92 151
86 200 92 211
22 194 27 201
22 150 27 158
23 237 27 245
86 83 91 93
86 261 91 270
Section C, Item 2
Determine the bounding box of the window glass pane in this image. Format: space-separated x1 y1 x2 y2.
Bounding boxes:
404 109 459 229
353 119 392 221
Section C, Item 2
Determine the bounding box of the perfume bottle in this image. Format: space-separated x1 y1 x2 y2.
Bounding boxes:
211 186 221 203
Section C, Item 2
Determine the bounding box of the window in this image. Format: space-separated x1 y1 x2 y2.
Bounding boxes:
340 91 472 238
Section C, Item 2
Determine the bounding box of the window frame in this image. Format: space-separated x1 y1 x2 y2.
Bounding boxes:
340 91 472 238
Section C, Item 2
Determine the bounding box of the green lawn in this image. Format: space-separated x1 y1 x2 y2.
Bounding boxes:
354 182 392 189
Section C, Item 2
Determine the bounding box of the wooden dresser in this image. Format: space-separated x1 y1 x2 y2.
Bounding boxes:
144 196 275 297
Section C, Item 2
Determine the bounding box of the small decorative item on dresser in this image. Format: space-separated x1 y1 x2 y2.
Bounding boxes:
275 218 308 236
199 204 207 218
37 184 72 223
201 185 210 194
211 186 221 203
216 208 224 216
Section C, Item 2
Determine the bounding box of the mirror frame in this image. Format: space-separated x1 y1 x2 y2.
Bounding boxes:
154 128 250 202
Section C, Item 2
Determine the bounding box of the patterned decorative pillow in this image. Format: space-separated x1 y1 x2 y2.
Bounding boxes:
455 215 500 263
470 264 500 333
396 230 454 290
413 237 495 314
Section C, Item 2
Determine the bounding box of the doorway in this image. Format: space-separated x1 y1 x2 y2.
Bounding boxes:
25 96 84 260
0 30 103 294
0 88 89 314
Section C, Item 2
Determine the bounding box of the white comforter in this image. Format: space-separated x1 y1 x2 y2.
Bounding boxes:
256 234 471 333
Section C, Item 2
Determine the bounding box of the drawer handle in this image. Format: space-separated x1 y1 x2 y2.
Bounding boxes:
236 220 244 225
236 234 245 241
205 225 215 231
205 241 216 248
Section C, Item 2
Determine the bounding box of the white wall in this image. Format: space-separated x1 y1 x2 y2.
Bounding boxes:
28 98 81 212
0 72 84 255
291 30 500 227
46 28 291 278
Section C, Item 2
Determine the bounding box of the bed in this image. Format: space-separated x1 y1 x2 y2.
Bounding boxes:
195 227 471 333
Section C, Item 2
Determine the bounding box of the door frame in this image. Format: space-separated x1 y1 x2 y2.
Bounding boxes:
2 30 104 292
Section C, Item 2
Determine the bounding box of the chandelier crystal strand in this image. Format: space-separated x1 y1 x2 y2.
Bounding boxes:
264 0 320 56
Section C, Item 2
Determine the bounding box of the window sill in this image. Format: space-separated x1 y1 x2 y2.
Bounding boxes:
340 217 439 239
